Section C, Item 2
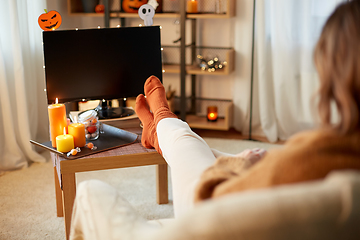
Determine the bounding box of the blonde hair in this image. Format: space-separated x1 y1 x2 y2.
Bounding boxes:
314 0 360 134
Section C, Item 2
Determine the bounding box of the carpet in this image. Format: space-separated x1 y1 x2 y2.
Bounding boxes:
0 138 280 240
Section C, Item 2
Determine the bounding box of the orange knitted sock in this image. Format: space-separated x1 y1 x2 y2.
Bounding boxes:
135 94 162 154
144 76 177 127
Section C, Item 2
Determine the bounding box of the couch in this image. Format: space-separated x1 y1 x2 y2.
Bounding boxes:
69 170 360 240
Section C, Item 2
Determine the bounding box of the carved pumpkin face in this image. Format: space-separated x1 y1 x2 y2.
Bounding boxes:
122 0 147 13
38 10 62 31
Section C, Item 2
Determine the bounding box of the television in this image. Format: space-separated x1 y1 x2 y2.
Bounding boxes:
42 26 163 119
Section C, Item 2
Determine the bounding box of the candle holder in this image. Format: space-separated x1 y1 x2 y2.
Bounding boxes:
207 106 218 122
187 0 198 13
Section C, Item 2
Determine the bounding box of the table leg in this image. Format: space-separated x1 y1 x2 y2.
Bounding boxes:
62 173 76 240
156 163 169 204
54 167 64 217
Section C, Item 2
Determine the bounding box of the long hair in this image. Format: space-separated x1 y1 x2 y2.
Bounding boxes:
314 0 360 134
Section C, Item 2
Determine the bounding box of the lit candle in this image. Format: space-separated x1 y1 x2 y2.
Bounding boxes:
48 98 68 148
207 106 218 121
68 123 86 148
187 0 198 13
56 128 74 153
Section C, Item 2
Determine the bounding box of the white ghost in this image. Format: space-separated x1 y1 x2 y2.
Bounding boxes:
138 4 155 26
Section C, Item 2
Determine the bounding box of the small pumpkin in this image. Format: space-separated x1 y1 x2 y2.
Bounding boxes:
95 4 105 13
38 10 62 31
122 0 147 13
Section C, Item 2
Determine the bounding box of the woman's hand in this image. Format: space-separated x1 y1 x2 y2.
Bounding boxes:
236 148 267 166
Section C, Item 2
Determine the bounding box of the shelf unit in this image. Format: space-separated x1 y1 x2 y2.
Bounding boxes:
67 0 235 18
67 0 235 130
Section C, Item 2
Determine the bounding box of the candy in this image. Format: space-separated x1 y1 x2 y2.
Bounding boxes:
66 147 81 157
87 126 97 134
86 142 94 149
71 149 77 155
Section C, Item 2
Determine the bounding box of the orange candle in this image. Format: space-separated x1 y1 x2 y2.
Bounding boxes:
207 106 218 121
48 102 67 148
187 0 198 13
56 130 74 153
68 123 86 148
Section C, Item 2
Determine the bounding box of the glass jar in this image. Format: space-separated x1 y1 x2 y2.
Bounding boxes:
78 109 100 140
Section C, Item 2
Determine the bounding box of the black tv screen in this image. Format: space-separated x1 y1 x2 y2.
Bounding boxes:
43 26 162 104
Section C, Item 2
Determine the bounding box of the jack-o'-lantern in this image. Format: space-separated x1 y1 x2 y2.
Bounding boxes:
122 0 147 13
38 10 62 31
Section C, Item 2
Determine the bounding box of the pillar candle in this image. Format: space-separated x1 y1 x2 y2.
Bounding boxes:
187 0 198 13
48 103 67 148
68 123 86 148
56 133 74 153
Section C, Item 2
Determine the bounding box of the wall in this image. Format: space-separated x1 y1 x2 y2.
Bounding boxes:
46 0 254 132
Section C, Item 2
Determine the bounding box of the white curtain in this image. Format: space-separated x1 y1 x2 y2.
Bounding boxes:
247 0 346 142
0 0 49 172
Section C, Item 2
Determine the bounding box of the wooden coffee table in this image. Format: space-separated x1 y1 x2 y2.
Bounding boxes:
51 122 168 240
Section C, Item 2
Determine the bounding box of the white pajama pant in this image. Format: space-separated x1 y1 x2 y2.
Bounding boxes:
157 118 232 217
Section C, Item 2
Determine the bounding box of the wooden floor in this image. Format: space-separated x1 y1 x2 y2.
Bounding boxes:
192 127 285 144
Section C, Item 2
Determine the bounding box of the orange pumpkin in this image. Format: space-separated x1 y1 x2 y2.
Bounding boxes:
122 0 147 13
95 4 105 13
38 10 62 31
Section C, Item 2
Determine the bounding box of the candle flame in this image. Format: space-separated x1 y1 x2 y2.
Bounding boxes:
55 98 58 104
63 127 66 135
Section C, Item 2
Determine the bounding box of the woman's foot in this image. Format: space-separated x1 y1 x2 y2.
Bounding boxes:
135 94 162 154
144 76 177 126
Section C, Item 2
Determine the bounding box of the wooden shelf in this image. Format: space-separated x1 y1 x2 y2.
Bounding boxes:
163 48 234 75
110 12 179 19
67 0 235 19
67 12 233 19
164 64 228 75
187 115 229 131
187 101 233 131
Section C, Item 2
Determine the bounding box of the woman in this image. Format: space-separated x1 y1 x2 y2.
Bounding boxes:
135 0 360 217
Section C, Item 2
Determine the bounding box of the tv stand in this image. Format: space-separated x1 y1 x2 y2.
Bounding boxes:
95 100 135 119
